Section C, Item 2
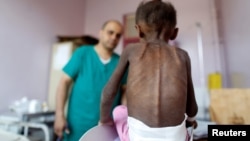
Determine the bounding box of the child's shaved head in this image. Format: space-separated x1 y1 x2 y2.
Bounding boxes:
135 0 177 37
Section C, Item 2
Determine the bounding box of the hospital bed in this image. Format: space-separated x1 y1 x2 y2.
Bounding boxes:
79 125 198 141
0 120 50 141
0 112 53 141
0 128 29 141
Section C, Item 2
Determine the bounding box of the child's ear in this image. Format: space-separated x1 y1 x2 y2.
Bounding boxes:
135 24 139 32
170 28 178 40
135 24 144 38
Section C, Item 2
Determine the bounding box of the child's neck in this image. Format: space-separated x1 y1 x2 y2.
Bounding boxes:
144 33 169 43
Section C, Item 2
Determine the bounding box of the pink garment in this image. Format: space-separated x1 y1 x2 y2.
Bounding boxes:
112 105 130 141
112 105 191 141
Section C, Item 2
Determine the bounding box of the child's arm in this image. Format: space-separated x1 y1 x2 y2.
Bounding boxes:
120 85 127 105
100 45 132 124
186 116 197 128
185 52 198 121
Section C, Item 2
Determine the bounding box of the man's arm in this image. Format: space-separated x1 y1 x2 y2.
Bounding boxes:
54 73 72 138
100 46 131 124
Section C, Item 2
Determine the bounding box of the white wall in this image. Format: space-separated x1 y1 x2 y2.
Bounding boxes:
217 0 250 88
0 0 85 113
83 0 222 88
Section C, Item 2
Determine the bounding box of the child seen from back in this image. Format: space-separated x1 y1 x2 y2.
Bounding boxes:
100 0 198 141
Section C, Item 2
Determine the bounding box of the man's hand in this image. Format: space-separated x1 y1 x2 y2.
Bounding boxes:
54 115 68 139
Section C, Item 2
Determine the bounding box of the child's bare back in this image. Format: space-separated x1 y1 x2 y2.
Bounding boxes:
100 1 198 135
123 41 196 127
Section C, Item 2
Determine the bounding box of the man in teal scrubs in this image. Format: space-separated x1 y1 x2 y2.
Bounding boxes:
54 20 126 141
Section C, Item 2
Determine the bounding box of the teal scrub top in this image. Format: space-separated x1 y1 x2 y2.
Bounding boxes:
62 45 126 141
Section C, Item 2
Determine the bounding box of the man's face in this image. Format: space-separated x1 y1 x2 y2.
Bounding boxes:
99 21 123 51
